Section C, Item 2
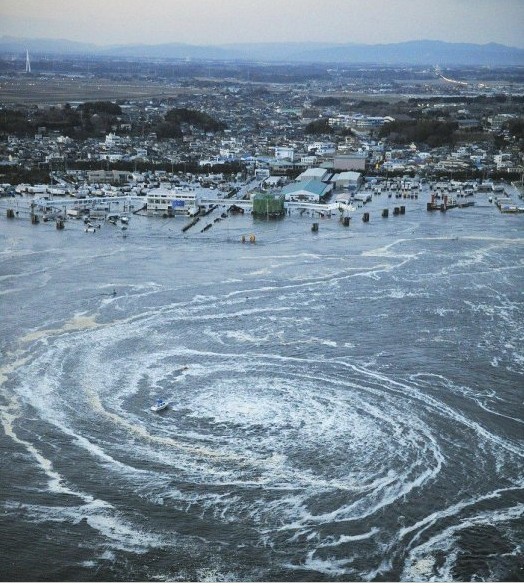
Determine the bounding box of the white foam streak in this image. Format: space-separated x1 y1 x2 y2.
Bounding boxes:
401 502 524 581
318 527 379 548
5 499 168 553
348 362 524 458
284 550 354 577
1 400 78 496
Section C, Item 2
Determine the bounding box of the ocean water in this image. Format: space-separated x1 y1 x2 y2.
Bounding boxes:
0 191 523 581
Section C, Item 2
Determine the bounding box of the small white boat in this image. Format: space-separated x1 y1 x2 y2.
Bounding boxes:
150 399 168 412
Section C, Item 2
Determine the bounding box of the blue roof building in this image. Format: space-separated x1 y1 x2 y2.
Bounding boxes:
282 179 333 202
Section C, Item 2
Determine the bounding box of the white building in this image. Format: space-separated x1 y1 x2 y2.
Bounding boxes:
296 167 332 183
146 188 198 216
99 153 123 162
282 179 332 203
328 114 352 128
330 171 362 190
263 176 285 188
300 155 318 166
494 153 512 166
104 133 120 147
274 146 295 161
333 154 367 171
308 141 336 155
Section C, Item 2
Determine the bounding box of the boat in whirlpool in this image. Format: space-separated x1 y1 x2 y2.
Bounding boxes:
150 399 168 412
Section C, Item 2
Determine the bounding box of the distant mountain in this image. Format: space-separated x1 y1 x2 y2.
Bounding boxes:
294 40 524 66
0 35 99 54
1 36 523 66
103 42 234 61
222 40 524 65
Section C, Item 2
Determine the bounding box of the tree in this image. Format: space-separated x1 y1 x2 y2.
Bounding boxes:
304 118 331 135
164 108 227 132
506 118 524 140
379 119 458 147
77 101 122 116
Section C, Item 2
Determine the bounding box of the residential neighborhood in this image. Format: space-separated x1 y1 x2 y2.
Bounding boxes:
1 60 523 209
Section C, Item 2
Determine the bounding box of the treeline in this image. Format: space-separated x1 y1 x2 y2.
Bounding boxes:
0 109 33 135
311 97 343 107
379 119 458 147
0 160 245 186
0 103 226 139
0 101 122 138
304 117 353 137
408 95 524 105
506 117 524 139
77 101 122 116
54 159 244 176
154 108 227 139
0 165 50 185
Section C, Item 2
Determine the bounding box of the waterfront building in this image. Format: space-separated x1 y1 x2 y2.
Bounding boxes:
331 171 362 190
282 179 332 202
252 193 285 218
145 187 197 216
333 153 368 171
295 167 332 183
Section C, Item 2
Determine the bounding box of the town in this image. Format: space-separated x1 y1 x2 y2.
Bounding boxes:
1 57 523 221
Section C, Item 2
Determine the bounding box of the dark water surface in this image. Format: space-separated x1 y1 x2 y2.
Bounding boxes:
1 191 523 581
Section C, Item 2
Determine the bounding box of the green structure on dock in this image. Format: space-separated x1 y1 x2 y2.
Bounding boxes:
252 193 285 218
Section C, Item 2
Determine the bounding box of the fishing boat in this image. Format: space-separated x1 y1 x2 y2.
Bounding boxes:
150 399 168 412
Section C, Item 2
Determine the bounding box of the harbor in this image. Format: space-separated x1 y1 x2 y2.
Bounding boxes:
2 176 522 241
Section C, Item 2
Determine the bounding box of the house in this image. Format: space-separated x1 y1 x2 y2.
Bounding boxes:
263 175 285 188
299 155 318 166
104 133 121 147
87 170 130 184
274 146 295 161
255 168 271 181
457 119 481 131
307 141 336 155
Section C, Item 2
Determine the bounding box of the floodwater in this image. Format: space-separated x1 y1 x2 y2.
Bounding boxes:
0 189 522 581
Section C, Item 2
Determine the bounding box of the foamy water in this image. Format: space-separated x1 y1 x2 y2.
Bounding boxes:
1 193 523 581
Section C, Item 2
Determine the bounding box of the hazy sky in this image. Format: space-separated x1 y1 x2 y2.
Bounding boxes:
1 0 523 48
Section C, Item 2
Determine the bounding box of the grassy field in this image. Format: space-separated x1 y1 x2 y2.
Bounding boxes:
0 77 197 104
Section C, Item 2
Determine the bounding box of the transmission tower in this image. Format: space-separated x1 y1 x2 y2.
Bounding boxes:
25 50 31 73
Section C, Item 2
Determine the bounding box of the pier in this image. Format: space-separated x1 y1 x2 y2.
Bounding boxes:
1 195 144 221
197 197 355 216
0 194 354 219
33 195 144 212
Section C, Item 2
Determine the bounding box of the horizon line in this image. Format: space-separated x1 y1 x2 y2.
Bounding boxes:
1 36 524 51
